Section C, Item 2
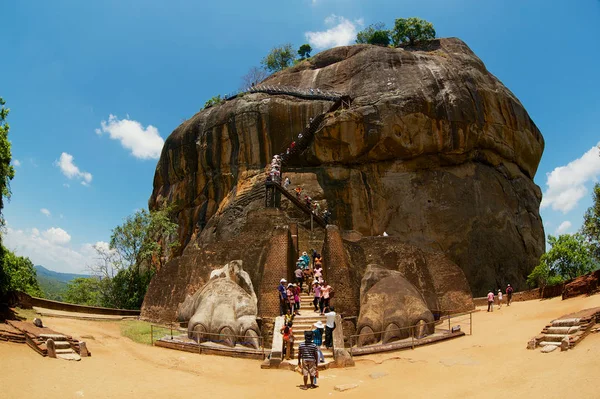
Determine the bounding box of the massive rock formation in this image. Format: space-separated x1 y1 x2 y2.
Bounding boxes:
143 37 545 323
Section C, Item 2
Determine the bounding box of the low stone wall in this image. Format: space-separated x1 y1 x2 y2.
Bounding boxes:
473 288 541 306
15 292 140 316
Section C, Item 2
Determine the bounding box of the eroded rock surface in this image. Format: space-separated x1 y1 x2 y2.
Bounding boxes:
178 260 260 348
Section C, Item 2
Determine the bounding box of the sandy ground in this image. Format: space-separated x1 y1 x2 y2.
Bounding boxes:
2 294 600 399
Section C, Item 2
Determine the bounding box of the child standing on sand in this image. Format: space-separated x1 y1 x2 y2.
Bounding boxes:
497 289 503 309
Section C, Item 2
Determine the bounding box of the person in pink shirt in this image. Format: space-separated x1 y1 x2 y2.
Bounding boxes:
312 281 321 312
487 290 495 312
320 281 333 315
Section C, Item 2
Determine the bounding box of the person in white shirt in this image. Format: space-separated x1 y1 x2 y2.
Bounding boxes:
497 289 503 309
324 306 336 349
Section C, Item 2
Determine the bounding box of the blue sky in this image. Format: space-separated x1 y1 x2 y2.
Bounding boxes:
2 0 600 273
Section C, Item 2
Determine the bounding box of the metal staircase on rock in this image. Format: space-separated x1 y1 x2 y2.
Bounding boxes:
265 92 351 218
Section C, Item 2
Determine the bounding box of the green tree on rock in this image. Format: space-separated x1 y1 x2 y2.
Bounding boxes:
391 17 436 46
261 44 295 73
356 22 390 46
297 44 312 60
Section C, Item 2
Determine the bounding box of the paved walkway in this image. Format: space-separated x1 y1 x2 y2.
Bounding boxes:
33 307 139 321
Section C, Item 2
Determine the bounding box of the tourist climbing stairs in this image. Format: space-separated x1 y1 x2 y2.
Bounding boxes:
282 293 334 370
267 182 327 227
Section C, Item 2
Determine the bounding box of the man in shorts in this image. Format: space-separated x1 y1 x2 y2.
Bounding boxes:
298 331 319 389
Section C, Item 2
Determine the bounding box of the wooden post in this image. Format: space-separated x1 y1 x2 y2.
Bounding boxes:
448 316 451 332
470 312 473 335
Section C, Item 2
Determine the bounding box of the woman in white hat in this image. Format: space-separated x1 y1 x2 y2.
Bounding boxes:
312 321 325 363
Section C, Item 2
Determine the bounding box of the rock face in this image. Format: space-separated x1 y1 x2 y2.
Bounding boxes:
356 265 434 346
144 37 545 322
178 260 260 348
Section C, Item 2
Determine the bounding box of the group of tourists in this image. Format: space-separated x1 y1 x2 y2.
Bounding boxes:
268 155 282 183
487 284 514 312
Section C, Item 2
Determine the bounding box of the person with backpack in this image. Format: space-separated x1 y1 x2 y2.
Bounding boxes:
506 284 514 306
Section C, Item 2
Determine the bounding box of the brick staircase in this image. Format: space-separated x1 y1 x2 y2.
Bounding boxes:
279 293 334 370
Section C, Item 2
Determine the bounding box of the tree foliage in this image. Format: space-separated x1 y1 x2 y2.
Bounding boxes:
581 182 600 259
64 277 103 307
297 44 312 59
356 22 390 46
527 234 596 288
0 246 43 297
88 207 179 309
391 17 436 46
240 66 270 90
0 97 15 227
204 95 224 109
261 44 295 73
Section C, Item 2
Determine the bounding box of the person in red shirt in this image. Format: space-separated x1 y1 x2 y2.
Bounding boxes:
506 284 514 306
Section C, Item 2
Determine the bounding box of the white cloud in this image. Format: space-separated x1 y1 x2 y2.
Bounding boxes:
555 221 572 235
3 227 100 274
40 208 51 217
541 144 600 213
55 152 93 185
305 15 363 50
63 183 70 188
96 114 164 160
42 227 71 245
12 159 21 167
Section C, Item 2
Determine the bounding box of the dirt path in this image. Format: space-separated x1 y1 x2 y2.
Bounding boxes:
2 294 600 398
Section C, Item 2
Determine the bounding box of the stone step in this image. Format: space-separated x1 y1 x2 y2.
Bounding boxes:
538 341 564 347
54 341 71 349
55 348 76 354
40 334 68 341
546 326 580 334
551 318 580 327
542 334 570 342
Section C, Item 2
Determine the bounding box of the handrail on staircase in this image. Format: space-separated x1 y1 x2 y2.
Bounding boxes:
266 181 327 228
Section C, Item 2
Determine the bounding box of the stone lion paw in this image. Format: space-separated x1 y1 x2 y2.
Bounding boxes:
178 260 261 349
356 265 434 347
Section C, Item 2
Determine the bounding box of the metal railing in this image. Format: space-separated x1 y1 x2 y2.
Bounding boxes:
208 85 347 108
347 310 473 355
150 324 265 358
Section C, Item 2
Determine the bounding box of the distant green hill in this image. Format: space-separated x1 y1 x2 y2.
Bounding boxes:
34 265 90 301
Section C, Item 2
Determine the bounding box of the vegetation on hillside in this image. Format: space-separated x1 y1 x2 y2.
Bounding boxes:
75 207 180 310
0 97 42 299
528 183 600 288
0 247 43 297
